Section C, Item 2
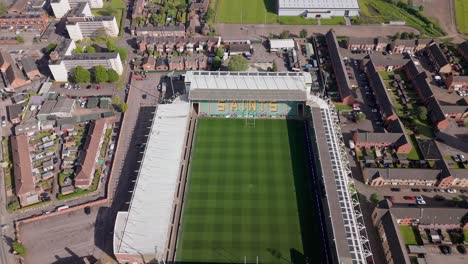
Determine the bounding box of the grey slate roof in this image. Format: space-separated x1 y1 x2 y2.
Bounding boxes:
325 30 352 100
428 43 449 68
355 132 405 144
364 168 441 181
425 97 446 123
405 60 423 79
21 56 38 73
370 72 396 118
414 73 433 101
459 40 468 56
380 212 411 264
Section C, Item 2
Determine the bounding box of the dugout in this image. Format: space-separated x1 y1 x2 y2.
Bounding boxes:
185 71 311 118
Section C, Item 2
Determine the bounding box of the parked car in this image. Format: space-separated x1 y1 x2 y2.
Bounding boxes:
457 245 466 254
404 196 416 200
391 188 401 192
411 188 421 192
447 189 457 193
416 200 426 204
415 196 424 201
422 188 433 192
440 245 450 255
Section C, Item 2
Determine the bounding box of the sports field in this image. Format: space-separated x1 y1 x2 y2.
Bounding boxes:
215 0 278 24
176 119 322 263
455 0 468 34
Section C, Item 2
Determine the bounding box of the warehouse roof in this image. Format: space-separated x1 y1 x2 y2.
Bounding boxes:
278 0 359 9
114 102 190 256
186 71 310 101
269 39 295 50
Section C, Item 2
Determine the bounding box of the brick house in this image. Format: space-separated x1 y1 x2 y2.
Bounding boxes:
363 168 440 186
168 57 184 70
353 131 411 154
183 56 198 70
0 13 48 32
134 24 186 37
390 39 417 53
425 96 449 130
444 75 468 91
12 134 39 207
346 37 377 51
142 56 156 71
426 43 451 74
155 58 168 70
457 40 468 61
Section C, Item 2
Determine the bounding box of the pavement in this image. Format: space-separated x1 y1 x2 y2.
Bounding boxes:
216 24 420 40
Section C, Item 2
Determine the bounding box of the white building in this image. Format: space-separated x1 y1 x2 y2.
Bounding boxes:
49 39 123 82
50 0 71 18
51 0 103 18
269 38 295 51
277 0 360 18
66 16 119 40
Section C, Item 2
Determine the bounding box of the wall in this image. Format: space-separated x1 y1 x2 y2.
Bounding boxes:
195 100 302 117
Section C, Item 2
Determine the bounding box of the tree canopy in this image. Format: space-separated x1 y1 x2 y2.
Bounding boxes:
215 47 225 58
94 65 109 83
73 66 91 83
107 68 119 83
227 55 249 71
85 46 96 53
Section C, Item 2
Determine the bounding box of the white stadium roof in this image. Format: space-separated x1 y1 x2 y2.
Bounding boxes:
186 71 312 101
113 102 190 257
278 0 359 9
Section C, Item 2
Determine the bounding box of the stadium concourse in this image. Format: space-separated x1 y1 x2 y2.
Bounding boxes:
112 71 373 264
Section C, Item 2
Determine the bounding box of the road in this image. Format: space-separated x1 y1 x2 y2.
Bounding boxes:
216 24 420 40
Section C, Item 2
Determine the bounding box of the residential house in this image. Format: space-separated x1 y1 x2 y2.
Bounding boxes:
184 56 199 70
0 49 13 72
325 30 354 105
365 61 398 122
404 60 424 81
0 13 48 32
426 43 451 74
390 39 417 53
367 54 408 71
439 105 468 119
444 75 468 91
346 37 377 51
134 24 186 37
132 0 144 19
155 58 168 70
12 134 39 206
20 56 41 79
425 97 449 130
457 40 468 61
168 57 184 71
450 169 468 188
415 39 434 52
8 0 28 13
142 56 156 71
228 44 251 56
363 168 440 186
75 119 109 188
7 103 24 124
372 202 411 264
14 120 40 135
352 131 411 154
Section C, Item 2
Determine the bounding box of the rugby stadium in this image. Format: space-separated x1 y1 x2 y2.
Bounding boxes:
113 71 373 264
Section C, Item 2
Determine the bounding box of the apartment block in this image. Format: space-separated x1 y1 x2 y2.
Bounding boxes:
49 39 123 81
66 16 119 40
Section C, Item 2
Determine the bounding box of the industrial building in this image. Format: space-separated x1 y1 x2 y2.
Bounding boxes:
277 0 360 18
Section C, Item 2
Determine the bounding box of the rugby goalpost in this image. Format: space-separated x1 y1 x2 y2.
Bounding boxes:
244 110 256 127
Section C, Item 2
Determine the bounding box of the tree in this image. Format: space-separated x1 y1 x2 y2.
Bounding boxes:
452 196 463 207
85 46 96 53
115 46 128 62
393 32 401 40
279 30 290 39
215 47 224 58
228 55 249 71
112 95 120 106
73 46 84 54
120 102 128 112
370 193 380 204
205 8 215 22
212 56 222 70
7 198 20 211
408 32 416 39
106 39 117 52
13 241 25 256
357 112 366 121
0 3 7 16
45 43 58 53
73 66 91 83
16 36 24 44
415 106 428 121
271 60 278 72
107 68 119 83
299 29 308 38
94 65 109 83
401 32 410 39
419 5 424 12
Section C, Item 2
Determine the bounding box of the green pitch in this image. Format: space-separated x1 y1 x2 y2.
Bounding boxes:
215 0 278 24
176 119 321 263
455 0 468 34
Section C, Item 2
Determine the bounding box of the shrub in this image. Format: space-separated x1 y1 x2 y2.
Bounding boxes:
13 241 25 256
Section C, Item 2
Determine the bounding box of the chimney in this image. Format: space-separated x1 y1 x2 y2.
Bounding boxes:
50 51 59 61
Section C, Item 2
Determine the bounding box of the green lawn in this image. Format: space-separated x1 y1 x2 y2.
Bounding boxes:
216 0 277 23
455 0 468 34
400 226 420 245
356 0 445 36
464 229 468 242
177 119 321 263
92 0 125 36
